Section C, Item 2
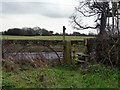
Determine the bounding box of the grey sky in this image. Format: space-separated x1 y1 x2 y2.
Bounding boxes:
2 2 75 18
1 0 97 34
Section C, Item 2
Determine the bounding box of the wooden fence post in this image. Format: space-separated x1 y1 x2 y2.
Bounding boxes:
63 26 66 42
84 39 88 64
65 40 72 64
63 40 72 64
63 26 72 64
72 44 76 65
63 26 66 63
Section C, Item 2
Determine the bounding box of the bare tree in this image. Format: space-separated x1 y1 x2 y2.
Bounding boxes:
70 0 120 38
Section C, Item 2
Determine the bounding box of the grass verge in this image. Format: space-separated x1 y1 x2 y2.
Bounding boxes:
2 64 119 88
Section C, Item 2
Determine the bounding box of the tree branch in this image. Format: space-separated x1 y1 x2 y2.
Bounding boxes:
71 16 98 30
75 7 98 17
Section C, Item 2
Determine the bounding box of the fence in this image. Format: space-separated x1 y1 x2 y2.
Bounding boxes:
2 27 89 66
2 39 86 67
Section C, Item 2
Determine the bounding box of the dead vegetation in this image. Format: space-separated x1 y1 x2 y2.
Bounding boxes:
2 47 63 72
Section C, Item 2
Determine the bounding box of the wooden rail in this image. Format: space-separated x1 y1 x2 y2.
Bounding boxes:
75 53 88 63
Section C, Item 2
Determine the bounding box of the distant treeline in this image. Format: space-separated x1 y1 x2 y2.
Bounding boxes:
2 27 53 36
2 27 96 36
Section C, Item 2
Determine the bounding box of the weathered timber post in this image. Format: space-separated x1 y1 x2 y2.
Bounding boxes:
72 44 76 65
65 40 72 64
63 26 66 42
63 26 66 63
63 26 72 64
84 39 88 64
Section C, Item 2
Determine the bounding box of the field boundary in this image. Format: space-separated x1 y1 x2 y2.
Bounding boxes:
1 35 94 40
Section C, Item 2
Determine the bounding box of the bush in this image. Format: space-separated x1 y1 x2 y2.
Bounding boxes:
87 37 120 67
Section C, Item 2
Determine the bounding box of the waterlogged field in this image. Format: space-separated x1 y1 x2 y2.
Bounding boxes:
1 35 94 40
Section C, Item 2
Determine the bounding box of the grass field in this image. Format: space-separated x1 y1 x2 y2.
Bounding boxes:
2 64 119 88
1 35 94 40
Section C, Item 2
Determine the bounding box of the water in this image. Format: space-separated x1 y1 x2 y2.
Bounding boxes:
4 52 63 60
4 51 83 60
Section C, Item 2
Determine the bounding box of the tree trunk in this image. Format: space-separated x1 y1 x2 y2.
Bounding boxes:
98 12 107 38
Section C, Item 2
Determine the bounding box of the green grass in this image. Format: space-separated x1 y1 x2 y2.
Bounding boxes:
2 64 119 88
1 35 94 40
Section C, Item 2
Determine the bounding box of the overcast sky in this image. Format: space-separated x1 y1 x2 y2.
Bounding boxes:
0 0 98 34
